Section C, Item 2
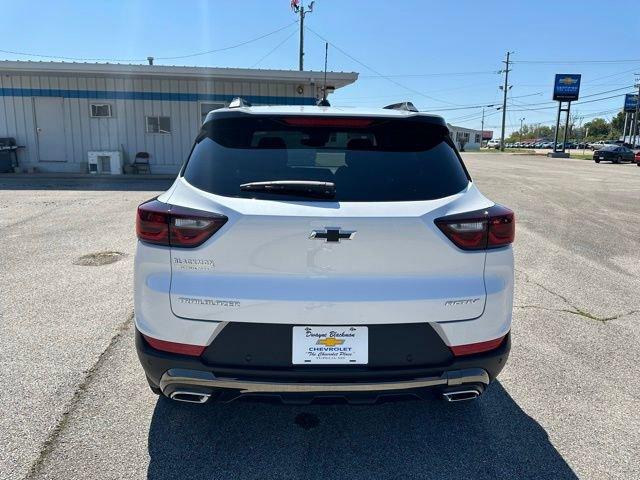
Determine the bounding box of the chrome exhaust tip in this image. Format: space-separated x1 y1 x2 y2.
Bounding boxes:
169 390 211 404
442 388 481 402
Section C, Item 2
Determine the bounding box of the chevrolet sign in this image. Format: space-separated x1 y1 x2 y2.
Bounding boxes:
553 74 581 101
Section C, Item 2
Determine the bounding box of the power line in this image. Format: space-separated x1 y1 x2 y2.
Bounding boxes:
159 21 298 60
0 21 299 63
506 85 635 111
305 26 461 106
359 70 499 78
251 28 298 68
420 91 542 112
513 58 640 65
508 91 634 113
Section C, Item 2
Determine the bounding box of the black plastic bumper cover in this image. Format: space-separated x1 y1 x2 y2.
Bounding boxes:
135 326 510 402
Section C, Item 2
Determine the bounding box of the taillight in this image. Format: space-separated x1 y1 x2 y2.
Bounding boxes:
136 199 227 248
435 204 514 250
450 334 507 357
142 334 205 356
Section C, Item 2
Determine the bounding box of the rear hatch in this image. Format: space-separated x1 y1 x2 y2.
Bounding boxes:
168 112 489 324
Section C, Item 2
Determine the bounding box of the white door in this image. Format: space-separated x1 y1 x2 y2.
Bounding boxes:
34 97 67 162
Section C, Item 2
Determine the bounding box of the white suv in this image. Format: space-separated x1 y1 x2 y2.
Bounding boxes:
134 101 514 404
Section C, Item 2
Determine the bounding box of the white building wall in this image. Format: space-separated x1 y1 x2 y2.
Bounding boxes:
448 124 482 151
0 73 319 174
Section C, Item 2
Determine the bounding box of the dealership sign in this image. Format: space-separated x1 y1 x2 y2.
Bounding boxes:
624 94 638 112
553 74 581 101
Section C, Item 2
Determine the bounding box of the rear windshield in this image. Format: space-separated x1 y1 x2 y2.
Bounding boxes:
182 115 470 202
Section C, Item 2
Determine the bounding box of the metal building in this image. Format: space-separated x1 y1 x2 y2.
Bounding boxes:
448 124 482 151
0 61 357 174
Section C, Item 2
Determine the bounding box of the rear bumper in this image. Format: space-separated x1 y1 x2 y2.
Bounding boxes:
136 328 510 403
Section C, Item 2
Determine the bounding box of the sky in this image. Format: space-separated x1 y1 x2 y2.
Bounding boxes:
1 0 639 135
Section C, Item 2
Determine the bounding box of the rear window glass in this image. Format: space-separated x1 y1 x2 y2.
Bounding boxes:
182 115 470 202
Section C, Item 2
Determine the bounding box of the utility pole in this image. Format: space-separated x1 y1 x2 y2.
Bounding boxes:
519 117 525 137
480 107 485 148
292 1 315 71
499 51 512 151
633 75 640 147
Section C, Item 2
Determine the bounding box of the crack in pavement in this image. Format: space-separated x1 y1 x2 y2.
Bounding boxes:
515 268 638 323
23 312 134 480
514 305 638 323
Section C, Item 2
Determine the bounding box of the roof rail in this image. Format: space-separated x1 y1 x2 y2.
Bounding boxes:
228 97 252 108
383 101 418 112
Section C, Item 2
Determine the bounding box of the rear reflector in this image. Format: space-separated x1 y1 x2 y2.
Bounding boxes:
435 204 514 250
282 117 374 128
450 335 507 357
142 334 205 357
136 199 228 248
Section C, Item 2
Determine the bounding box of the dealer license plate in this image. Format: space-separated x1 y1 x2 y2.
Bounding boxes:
292 326 368 365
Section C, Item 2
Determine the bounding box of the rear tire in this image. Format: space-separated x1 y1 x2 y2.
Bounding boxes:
615 155 622 164
594 159 600 163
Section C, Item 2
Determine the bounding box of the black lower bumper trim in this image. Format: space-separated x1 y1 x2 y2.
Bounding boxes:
136 327 510 403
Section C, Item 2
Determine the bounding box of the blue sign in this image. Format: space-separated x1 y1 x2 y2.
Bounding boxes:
624 94 638 112
553 74 581 101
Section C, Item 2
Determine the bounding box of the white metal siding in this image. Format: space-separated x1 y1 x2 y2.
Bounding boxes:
0 74 318 174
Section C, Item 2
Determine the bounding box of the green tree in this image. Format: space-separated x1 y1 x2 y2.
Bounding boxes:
583 118 610 139
610 111 626 137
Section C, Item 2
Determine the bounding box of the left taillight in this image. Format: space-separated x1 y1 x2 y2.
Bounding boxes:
136 199 228 248
142 334 205 356
435 204 515 251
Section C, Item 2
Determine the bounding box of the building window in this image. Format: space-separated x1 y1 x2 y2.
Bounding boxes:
90 103 112 118
475 134 481 143
200 102 225 123
146 116 171 134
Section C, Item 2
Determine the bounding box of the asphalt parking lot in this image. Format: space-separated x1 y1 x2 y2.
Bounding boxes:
1 155 639 480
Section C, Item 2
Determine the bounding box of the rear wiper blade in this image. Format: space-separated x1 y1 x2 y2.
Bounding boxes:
239 180 335 198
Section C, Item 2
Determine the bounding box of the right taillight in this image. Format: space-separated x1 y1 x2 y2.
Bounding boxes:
136 199 228 248
435 204 514 250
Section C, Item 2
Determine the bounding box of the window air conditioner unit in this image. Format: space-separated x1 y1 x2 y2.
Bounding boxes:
87 151 122 175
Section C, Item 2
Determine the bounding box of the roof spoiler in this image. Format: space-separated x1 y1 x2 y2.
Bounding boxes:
228 97 252 108
383 101 418 112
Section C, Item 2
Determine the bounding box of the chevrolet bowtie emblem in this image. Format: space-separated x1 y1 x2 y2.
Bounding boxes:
559 77 578 85
309 228 356 242
317 337 345 347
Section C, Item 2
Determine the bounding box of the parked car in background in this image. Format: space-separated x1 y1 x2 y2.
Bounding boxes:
635 150 640 166
593 145 636 163
590 140 610 150
487 139 501 149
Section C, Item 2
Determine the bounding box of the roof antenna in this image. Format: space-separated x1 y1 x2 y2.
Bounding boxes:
317 42 330 107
